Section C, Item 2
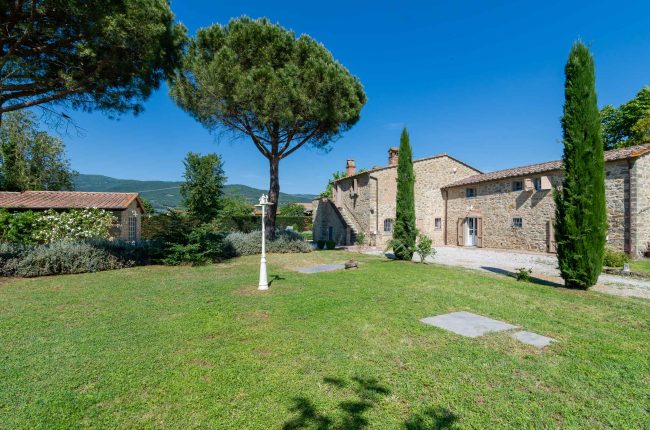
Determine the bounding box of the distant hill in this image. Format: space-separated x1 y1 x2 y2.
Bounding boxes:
74 174 316 212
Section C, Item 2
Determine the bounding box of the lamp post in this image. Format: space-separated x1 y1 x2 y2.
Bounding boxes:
256 194 273 290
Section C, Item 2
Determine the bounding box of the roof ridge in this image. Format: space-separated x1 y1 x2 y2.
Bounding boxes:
443 142 650 188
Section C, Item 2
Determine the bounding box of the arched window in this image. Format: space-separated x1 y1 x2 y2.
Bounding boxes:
384 218 394 233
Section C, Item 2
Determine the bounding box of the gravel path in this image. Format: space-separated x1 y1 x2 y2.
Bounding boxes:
366 246 650 299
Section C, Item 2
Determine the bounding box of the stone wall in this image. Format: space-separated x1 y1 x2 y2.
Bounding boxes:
332 155 480 247
312 198 348 245
445 160 630 254
630 153 650 256
113 200 143 241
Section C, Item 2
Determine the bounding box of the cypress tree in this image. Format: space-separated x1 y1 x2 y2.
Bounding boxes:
393 128 417 260
555 42 607 289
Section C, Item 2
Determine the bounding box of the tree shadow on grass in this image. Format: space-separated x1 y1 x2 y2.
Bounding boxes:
283 376 459 430
480 266 565 288
283 376 389 430
404 407 459 430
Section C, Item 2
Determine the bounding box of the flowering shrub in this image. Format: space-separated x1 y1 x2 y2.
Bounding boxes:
33 209 117 243
0 209 117 244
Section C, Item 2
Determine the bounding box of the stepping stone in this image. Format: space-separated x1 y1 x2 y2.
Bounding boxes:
420 311 519 338
296 263 346 274
511 331 556 349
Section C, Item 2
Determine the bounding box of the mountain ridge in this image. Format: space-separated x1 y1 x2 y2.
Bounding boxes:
73 174 316 211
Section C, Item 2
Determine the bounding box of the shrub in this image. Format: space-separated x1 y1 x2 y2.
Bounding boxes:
355 232 365 246
326 239 336 250
0 210 40 244
603 248 629 268
0 242 29 276
90 240 165 266
142 210 199 242
34 208 117 243
415 233 435 263
316 240 326 250
15 242 122 277
0 240 164 278
222 215 310 233
162 227 234 266
514 267 533 282
0 208 117 244
225 230 312 256
301 231 313 241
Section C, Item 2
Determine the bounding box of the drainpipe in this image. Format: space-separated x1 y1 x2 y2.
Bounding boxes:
626 159 633 255
369 175 379 245
443 189 448 246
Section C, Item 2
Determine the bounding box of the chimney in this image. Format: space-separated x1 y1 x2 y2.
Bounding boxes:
388 147 399 166
346 159 356 176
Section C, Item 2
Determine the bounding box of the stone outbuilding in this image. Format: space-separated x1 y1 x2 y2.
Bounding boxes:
0 191 145 241
313 143 650 257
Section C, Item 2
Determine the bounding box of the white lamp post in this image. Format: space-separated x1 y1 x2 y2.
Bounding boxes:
256 194 273 290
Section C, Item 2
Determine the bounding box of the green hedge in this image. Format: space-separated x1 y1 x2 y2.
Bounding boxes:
220 216 312 233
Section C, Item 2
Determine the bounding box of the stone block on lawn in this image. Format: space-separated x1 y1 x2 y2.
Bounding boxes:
420 311 519 338
511 331 556 349
296 264 346 274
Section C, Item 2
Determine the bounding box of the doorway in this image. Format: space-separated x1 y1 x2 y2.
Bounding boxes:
465 217 478 247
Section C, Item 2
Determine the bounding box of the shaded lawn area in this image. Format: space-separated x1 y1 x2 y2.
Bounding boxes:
0 251 648 429
629 259 650 273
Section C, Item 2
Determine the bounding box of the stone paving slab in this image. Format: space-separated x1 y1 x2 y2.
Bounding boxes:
420 311 519 338
511 331 556 349
296 263 346 274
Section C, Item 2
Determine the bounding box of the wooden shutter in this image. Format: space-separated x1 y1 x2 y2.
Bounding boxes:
547 220 557 253
457 218 464 246
477 218 483 248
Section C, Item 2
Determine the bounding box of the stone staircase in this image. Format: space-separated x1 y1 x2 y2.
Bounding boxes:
329 199 359 245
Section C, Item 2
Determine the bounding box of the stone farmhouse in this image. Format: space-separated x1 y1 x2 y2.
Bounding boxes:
312 143 650 257
0 191 145 241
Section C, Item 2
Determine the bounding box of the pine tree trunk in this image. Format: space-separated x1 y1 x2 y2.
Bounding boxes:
265 156 280 241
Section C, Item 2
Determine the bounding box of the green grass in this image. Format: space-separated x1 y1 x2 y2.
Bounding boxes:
1 251 648 429
629 259 650 273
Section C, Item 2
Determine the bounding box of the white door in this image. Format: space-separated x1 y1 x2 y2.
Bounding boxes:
465 217 477 246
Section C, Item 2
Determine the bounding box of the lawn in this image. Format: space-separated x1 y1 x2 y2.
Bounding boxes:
0 251 648 429
629 259 650 273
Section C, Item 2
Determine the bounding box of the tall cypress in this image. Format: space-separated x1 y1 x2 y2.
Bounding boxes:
393 128 416 260
555 42 607 289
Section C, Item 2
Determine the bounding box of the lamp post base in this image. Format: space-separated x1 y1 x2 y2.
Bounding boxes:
258 256 268 291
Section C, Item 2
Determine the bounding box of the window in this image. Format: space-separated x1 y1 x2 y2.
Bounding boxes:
534 178 542 191
434 217 442 230
512 217 523 229
465 188 476 198
512 180 523 191
328 226 334 241
128 216 137 241
383 218 394 233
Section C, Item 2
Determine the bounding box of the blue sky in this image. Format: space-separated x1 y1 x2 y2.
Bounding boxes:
62 0 650 194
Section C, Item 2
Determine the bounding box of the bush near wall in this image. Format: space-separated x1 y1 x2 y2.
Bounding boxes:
0 241 162 278
0 209 116 244
225 230 312 256
221 216 311 233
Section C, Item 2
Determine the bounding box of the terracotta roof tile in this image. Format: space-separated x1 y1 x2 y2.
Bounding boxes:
334 153 482 182
443 143 650 188
0 191 141 210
